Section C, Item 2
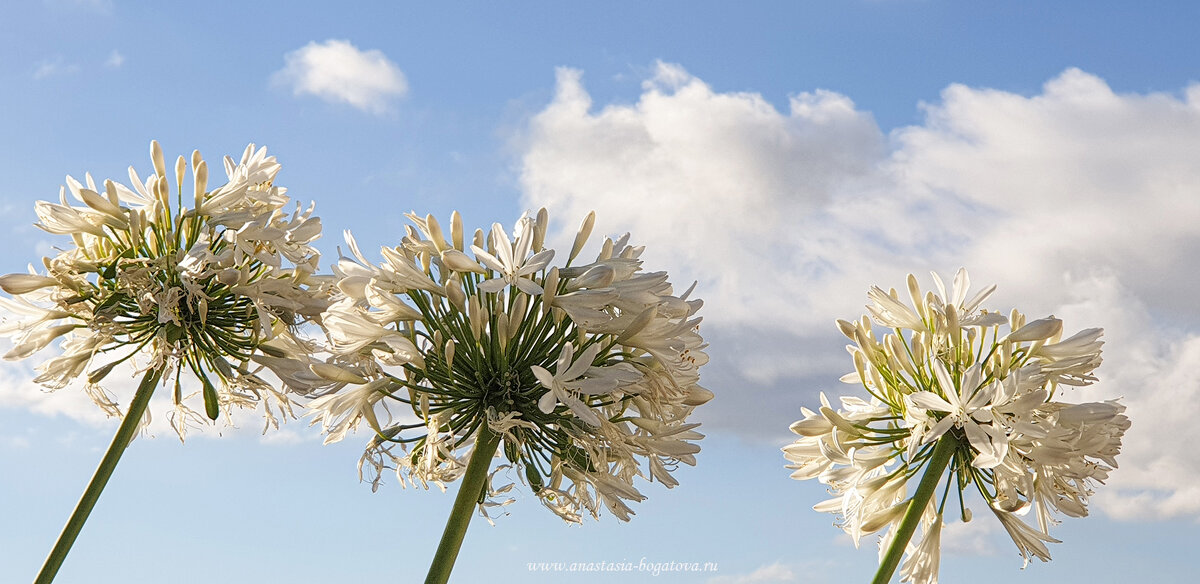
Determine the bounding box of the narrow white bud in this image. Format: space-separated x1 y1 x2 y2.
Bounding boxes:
193 159 208 208
451 210 464 251
533 207 548 252
426 213 448 252
569 211 595 263
174 155 186 196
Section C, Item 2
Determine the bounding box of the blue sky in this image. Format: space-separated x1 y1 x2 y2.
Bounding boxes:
3 1 1200 582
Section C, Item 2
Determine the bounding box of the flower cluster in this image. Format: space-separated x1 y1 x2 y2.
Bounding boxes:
0 141 326 439
305 209 711 522
783 269 1128 583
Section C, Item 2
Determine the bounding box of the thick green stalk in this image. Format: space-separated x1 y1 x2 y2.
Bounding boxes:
35 368 163 584
424 426 502 584
872 433 957 584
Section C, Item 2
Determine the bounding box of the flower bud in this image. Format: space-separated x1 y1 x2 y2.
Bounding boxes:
445 275 467 313
426 213 448 252
682 385 714 406
451 210 464 251
193 159 208 208
533 207 548 252
440 249 485 274
569 211 595 263
1006 316 1063 343
0 274 59 295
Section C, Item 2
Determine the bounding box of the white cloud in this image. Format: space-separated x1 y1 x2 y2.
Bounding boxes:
0 361 113 426
519 63 1200 520
32 50 123 79
104 49 124 68
33 57 80 79
0 355 309 444
892 68 1200 318
273 39 407 115
0 432 31 449
940 519 999 557
259 428 311 446
523 63 887 329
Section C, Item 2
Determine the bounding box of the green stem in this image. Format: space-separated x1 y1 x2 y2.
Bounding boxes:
424 425 502 584
872 433 957 584
35 368 163 584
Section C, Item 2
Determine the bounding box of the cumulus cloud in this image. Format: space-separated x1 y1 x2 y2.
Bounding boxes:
522 63 947 384
519 62 1200 520
273 39 408 114
523 63 888 325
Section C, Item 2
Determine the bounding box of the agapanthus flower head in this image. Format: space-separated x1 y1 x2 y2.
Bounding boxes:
307 209 711 522
0 141 326 439
783 269 1128 583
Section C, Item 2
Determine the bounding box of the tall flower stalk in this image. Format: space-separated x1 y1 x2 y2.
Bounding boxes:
783 269 1129 584
0 141 325 582
305 210 711 583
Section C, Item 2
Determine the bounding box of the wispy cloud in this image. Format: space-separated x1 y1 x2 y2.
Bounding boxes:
33 57 80 79
0 432 31 449
941 519 999 557
259 428 311 446
104 49 124 68
519 62 1200 520
272 39 408 115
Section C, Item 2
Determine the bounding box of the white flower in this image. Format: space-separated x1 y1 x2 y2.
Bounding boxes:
306 378 392 444
0 141 328 439
991 507 1060 567
309 209 709 524
471 221 554 295
532 343 631 426
908 363 1008 469
784 269 1127 583
321 298 424 366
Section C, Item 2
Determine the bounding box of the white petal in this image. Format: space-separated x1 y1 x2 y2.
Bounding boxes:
931 361 962 410
563 343 601 380
476 278 507 293
922 416 956 446
514 276 544 296
537 389 558 414
531 365 556 388
560 391 601 426
470 245 506 274
910 391 954 412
